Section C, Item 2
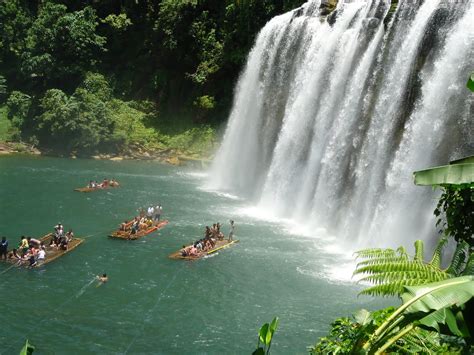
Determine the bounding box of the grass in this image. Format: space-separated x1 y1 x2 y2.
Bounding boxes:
0 105 12 141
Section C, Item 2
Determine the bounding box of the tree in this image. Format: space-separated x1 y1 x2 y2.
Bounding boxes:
21 2 106 89
6 90 31 131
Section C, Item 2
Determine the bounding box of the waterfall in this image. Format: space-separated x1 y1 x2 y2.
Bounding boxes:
209 0 474 248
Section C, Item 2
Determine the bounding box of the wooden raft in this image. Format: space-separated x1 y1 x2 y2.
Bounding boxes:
74 183 119 192
169 239 239 260
109 220 169 240
1 233 84 268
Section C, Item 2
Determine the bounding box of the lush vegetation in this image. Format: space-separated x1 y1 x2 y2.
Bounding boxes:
309 158 474 354
0 0 306 156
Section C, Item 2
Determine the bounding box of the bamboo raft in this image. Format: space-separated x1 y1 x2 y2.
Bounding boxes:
1 233 84 268
74 183 119 192
169 239 239 260
109 220 169 240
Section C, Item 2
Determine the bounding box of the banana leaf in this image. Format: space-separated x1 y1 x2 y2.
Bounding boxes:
19 339 34 355
450 156 474 165
401 276 474 313
413 163 474 186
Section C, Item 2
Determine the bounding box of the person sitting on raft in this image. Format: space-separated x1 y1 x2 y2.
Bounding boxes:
18 236 29 256
130 218 140 235
119 221 129 231
65 229 74 242
101 178 109 188
27 237 41 249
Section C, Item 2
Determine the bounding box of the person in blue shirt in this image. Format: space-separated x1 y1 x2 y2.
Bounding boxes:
0 237 8 260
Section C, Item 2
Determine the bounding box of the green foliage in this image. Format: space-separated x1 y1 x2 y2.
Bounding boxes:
361 276 474 354
310 307 396 354
0 0 31 57
6 91 31 134
0 75 6 96
468 72 474 92
38 86 114 152
80 72 112 102
0 105 12 141
21 2 105 86
19 339 34 355
354 239 453 297
253 317 279 355
435 184 474 250
193 95 215 110
102 13 132 31
165 126 216 156
187 11 223 84
107 99 158 149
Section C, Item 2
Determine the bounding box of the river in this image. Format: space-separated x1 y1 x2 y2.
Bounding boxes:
0 156 388 354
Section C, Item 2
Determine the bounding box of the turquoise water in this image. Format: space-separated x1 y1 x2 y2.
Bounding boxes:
0 156 388 354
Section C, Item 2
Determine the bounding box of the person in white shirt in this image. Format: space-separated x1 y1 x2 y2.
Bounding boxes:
36 248 46 265
147 206 154 220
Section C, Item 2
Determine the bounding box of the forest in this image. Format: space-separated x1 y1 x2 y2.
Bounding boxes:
0 0 306 156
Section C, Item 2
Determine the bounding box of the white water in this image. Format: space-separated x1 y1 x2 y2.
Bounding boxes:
209 0 474 248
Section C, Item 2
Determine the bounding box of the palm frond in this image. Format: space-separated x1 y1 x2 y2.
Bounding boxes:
355 240 454 297
355 248 399 259
429 237 448 268
446 241 468 276
461 253 474 275
414 240 424 262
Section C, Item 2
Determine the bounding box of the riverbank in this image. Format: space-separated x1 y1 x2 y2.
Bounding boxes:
0 140 212 167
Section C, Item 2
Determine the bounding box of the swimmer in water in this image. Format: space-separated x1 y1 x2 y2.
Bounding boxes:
97 273 108 283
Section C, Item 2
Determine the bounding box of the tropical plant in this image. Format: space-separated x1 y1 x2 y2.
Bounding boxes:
468 72 474 92
19 339 34 355
253 317 279 355
414 156 474 251
359 276 474 354
353 238 474 297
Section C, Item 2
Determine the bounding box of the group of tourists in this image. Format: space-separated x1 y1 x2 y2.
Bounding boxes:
88 178 119 189
0 223 76 268
118 204 163 235
49 223 75 250
180 220 235 257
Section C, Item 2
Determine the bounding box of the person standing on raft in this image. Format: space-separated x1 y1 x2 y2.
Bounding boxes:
228 220 235 241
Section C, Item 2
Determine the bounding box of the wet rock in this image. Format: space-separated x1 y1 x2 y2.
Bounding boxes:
320 0 338 16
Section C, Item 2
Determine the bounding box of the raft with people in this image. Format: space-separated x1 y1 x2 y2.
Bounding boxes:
109 205 167 240
169 239 239 260
2 233 83 268
74 178 119 192
169 220 238 260
109 219 168 240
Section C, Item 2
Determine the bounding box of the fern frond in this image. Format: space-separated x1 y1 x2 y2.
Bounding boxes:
355 239 457 297
356 255 409 268
354 261 438 275
394 329 442 354
359 270 448 285
355 248 398 259
462 253 474 275
428 237 448 268
414 240 424 262
446 241 468 276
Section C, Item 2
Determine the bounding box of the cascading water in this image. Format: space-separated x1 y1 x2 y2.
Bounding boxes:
209 0 473 248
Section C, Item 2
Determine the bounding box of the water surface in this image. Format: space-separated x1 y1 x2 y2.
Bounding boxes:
0 156 388 354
